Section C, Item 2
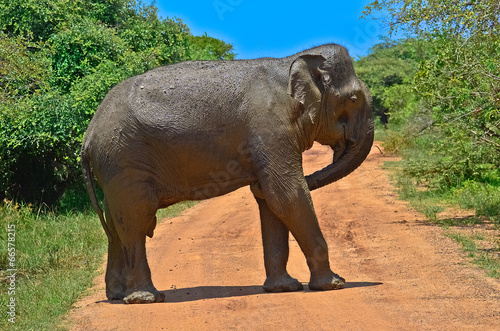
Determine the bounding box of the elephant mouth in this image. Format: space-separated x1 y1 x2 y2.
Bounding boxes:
306 118 374 191
331 126 349 162
332 140 347 163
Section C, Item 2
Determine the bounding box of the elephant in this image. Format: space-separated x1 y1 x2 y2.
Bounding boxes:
81 43 374 304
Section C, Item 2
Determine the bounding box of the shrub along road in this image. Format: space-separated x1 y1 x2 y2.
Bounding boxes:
68 143 500 330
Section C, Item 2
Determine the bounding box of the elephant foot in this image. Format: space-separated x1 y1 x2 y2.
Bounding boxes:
106 291 125 301
308 272 345 290
106 280 126 301
263 273 304 292
123 290 165 304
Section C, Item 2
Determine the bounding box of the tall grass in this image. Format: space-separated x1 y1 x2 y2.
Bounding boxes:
381 126 500 225
445 231 500 278
381 128 500 279
0 201 106 330
383 159 500 279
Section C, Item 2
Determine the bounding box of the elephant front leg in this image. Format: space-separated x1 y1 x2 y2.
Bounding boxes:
254 196 303 292
290 205 345 291
286 202 345 291
254 166 345 291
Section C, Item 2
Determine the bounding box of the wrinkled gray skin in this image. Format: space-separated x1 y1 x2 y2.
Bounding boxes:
81 44 374 304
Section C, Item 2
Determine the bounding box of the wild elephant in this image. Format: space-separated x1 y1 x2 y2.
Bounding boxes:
81 43 374 303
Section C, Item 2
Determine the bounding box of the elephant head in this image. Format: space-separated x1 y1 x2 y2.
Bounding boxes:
288 46 374 190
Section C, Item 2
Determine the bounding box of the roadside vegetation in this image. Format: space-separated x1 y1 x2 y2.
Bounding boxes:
0 1 230 329
358 0 499 277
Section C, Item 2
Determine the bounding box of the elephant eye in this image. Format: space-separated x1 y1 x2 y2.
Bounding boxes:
350 94 358 103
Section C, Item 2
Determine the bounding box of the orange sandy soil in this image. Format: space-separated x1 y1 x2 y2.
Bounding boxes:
68 143 500 330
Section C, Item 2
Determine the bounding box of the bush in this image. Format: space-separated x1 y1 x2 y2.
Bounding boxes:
188 33 236 60
0 92 83 204
49 17 128 92
453 181 500 222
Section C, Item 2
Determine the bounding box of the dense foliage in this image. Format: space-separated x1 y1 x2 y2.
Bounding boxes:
360 0 500 221
355 38 421 126
0 0 235 205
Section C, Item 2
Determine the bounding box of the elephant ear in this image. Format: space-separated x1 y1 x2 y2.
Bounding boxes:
287 55 326 124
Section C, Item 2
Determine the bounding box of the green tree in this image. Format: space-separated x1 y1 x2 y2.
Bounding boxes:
189 33 236 60
355 39 421 125
363 0 500 36
49 18 128 91
0 33 51 100
117 3 191 64
363 1 500 149
0 0 129 41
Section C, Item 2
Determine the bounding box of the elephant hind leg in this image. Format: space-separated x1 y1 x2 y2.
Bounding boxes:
104 194 164 304
120 234 165 304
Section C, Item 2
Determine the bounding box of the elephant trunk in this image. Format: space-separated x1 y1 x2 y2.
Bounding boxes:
306 116 374 191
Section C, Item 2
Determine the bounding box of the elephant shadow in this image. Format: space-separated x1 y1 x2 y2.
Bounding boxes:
160 285 265 303
101 282 383 304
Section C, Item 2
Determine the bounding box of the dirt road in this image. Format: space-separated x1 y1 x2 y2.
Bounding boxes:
69 143 500 330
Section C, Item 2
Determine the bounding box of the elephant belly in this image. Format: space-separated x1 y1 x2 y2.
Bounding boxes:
149 142 258 203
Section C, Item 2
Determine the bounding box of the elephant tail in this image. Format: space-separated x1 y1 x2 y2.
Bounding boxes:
81 147 113 243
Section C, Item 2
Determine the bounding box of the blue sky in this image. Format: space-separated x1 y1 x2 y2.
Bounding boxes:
156 0 387 59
